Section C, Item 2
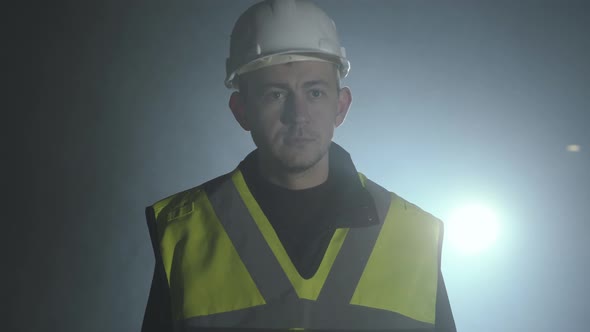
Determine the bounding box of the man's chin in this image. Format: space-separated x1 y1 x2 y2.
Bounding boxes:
275 150 323 174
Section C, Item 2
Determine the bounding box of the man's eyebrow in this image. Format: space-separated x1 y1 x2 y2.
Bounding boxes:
258 82 290 90
303 80 330 88
257 80 331 90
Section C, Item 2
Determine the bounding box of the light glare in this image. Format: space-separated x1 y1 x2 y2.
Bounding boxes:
566 144 581 152
447 203 499 254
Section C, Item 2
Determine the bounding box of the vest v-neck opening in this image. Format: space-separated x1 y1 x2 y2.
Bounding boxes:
231 170 349 301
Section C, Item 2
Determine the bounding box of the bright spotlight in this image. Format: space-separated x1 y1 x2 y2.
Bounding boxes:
566 144 581 152
446 203 499 254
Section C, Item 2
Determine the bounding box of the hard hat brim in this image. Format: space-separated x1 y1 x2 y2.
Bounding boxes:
225 51 350 89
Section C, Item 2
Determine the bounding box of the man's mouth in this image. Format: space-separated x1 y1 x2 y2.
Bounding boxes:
284 136 315 145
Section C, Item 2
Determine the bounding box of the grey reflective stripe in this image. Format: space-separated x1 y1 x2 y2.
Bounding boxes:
184 173 435 331
315 208 383 305
308 179 433 331
364 178 393 223
180 327 434 332
181 302 434 331
181 297 434 331
205 175 294 303
182 300 314 329
180 326 434 332
314 178 390 306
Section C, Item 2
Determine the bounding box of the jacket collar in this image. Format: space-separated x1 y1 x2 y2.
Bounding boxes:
238 142 380 228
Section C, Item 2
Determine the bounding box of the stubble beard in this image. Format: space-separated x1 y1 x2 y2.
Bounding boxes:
262 131 329 175
253 123 332 178
278 124 326 171
277 143 327 174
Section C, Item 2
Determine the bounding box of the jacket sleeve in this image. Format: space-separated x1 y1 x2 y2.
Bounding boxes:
141 207 175 332
434 271 456 331
434 220 456 332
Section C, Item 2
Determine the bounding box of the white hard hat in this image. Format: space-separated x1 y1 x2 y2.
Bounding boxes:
225 0 350 89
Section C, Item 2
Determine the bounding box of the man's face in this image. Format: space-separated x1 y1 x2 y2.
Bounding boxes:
239 61 350 173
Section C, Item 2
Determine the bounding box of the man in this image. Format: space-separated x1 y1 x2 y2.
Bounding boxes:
142 0 456 331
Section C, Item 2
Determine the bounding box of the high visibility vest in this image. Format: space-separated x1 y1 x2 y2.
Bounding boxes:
148 169 442 331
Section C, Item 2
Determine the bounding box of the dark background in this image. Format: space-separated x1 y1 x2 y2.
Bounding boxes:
11 0 589 331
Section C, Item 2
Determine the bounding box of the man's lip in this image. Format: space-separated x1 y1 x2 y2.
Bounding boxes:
284 137 314 144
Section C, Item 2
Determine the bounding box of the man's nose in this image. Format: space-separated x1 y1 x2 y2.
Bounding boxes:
282 93 310 124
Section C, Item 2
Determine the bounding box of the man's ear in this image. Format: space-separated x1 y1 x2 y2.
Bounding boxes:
229 91 251 131
334 86 352 127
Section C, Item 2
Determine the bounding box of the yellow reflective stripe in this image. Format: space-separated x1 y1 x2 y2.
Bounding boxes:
231 169 349 301
154 187 266 320
357 172 368 187
351 196 440 324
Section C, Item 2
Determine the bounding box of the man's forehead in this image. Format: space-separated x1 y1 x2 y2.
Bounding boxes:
246 61 338 86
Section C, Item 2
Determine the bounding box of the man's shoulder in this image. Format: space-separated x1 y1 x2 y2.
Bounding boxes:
148 170 236 220
362 173 443 226
393 193 441 223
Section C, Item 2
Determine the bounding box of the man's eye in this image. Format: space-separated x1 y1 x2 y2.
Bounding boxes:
265 91 286 100
309 89 324 98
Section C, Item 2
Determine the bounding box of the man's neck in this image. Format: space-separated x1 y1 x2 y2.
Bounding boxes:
257 153 329 190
